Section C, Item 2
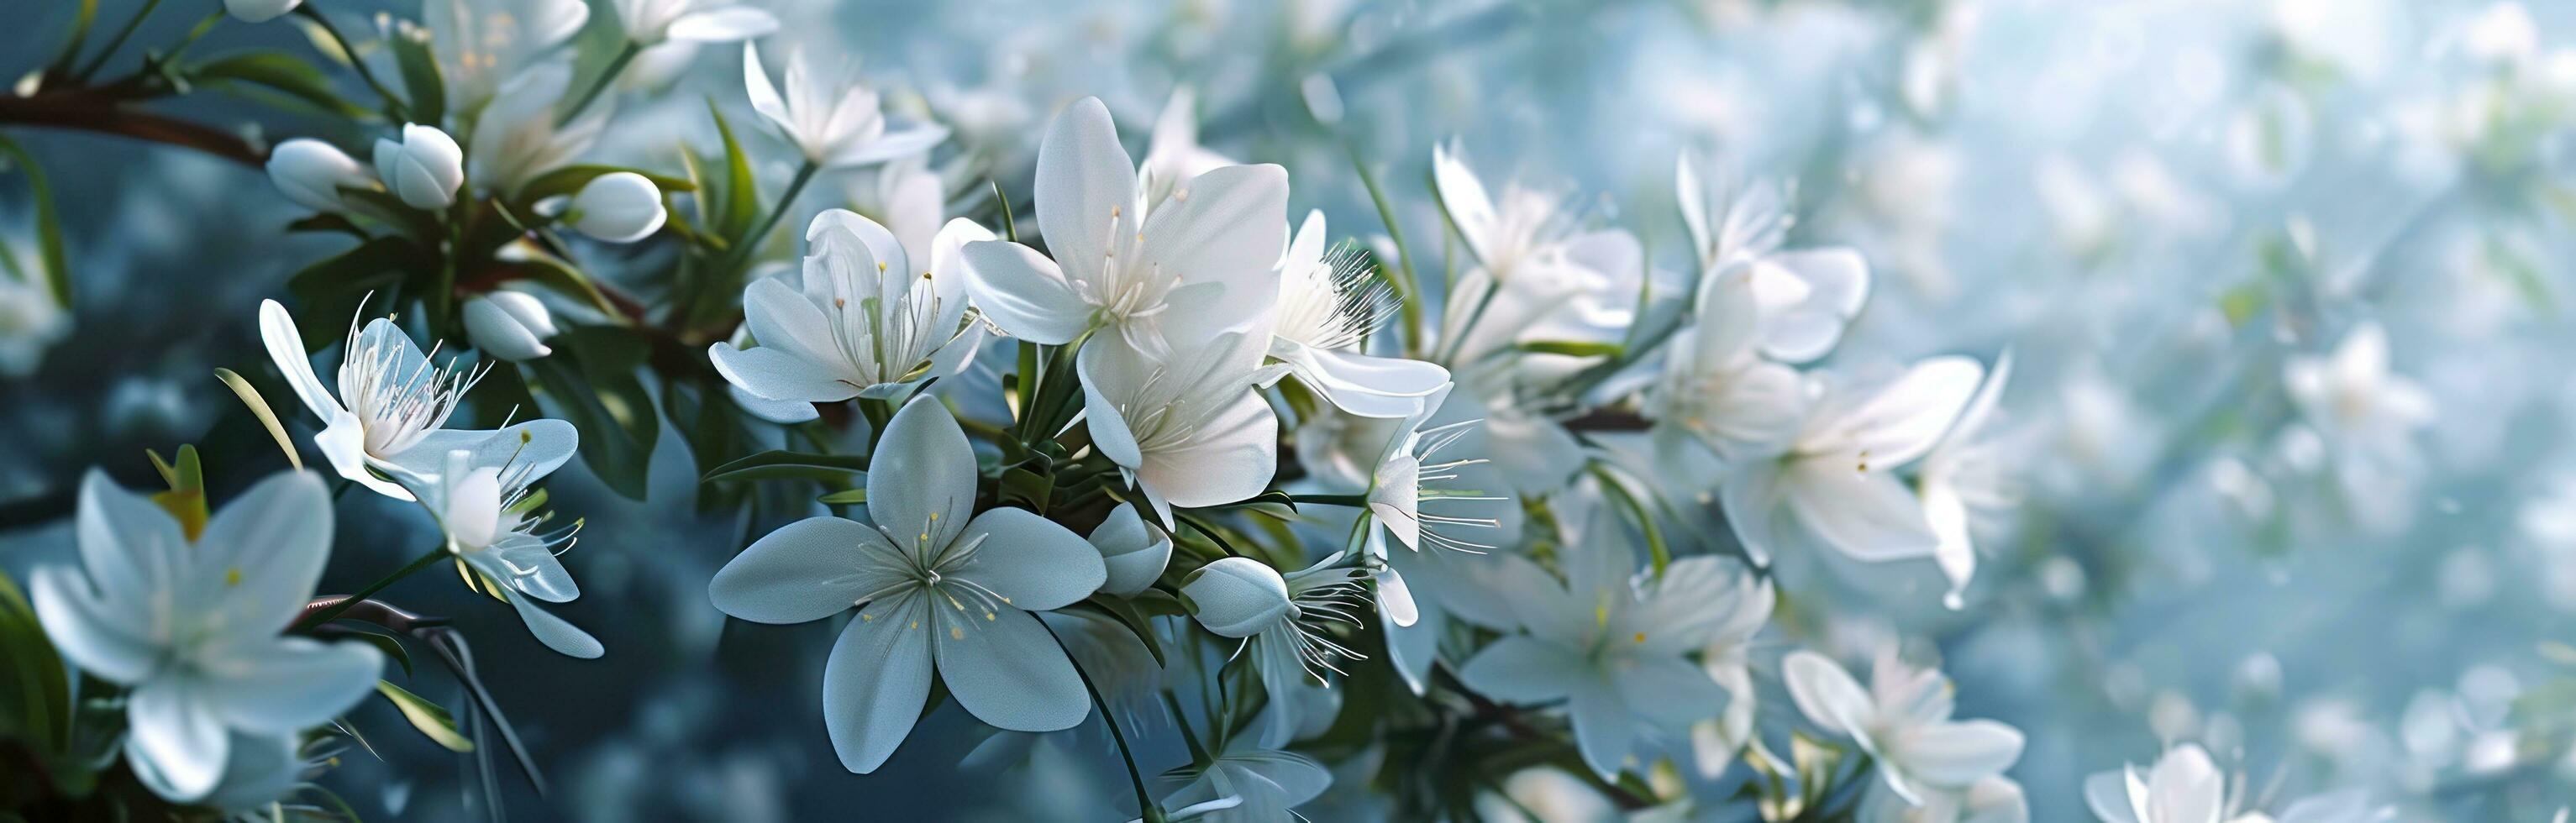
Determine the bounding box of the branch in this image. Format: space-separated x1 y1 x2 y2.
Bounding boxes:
0 91 264 167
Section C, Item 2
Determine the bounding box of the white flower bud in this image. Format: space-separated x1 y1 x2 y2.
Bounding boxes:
566 172 668 243
462 291 559 361
371 124 465 210
1086 502 1171 596
1180 557 1292 638
265 139 375 213
223 0 302 24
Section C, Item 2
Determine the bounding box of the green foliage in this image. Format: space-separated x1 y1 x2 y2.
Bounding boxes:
376 680 474 753
0 134 72 309
699 450 870 485
283 237 423 349
386 27 444 128
526 327 661 500
187 51 371 119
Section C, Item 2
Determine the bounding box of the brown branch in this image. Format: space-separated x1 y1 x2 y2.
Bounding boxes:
0 91 264 167
1561 407 1648 432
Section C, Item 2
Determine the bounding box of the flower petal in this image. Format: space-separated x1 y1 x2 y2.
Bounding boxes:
1567 680 1635 780
128 679 227 801
743 43 791 136
372 420 580 488
958 240 1089 344
954 507 1105 611
1085 501 1170 596
257 300 341 422
933 605 1089 731
827 123 950 168
1032 97 1137 285
506 593 604 658
665 7 777 41
1784 651 1875 741
1136 389 1277 509
313 407 407 500
195 636 381 733
866 396 976 553
1606 653 1723 728
710 342 861 403
1138 163 1291 320
1830 356 1985 468
1291 347 1453 419
728 384 823 423
75 469 183 606
825 594 933 773
30 565 157 683
710 516 903 624
2146 744 2226 823
1456 635 1584 704
1783 460 1938 562
1890 720 2025 789
197 470 334 635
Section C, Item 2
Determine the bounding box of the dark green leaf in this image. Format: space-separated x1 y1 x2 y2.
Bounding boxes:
0 570 71 752
283 237 422 349
376 680 472 752
707 100 759 240
287 212 367 239
816 489 868 505
701 449 870 484
386 27 443 128
1074 595 1168 668
0 134 71 308
526 326 660 500
332 629 413 679
996 466 1051 511
188 50 371 118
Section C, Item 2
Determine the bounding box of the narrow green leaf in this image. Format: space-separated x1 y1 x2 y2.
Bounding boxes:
188 51 371 118
816 489 868 505
526 327 659 500
335 630 413 679
0 134 72 308
386 26 443 128
216 368 305 470
700 450 870 484
1516 340 1623 359
43 0 102 80
707 100 760 240
376 680 473 752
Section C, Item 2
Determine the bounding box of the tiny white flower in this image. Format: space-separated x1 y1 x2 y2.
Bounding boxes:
265 139 377 213
258 300 576 500
427 0 591 114
743 43 949 169
959 97 1289 359
1180 554 1373 747
371 124 465 210
1785 648 2026 805
1722 357 1985 565
461 291 560 362
1674 153 1871 364
30 471 382 802
613 0 777 45
223 0 301 23
1921 352 2015 608
707 396 1107 773
1078 329 1282 527
1264 210 1450 418
707 210 985 421
562 171 669 243
1457 531 1739 780
1359 383 1506 628
466 63 606 193
410 450 602 658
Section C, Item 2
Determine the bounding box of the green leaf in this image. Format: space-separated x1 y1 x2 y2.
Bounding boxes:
707 100 760 240
816 489 868 505
0 134 71 308
216 368 305 471
700 449 870 485
376 680 473 752
525 327 659 501
43 0 101 80
188 51 371 118
516 165 696 207
335 630 413 679
0 570 71 752
1075 595 1168 668
282 236 422 349
498 240 623 317
1516 340 1623 359
1589 464 1670 578
996 466 1051 511
386 25 444 128
287 212 367 239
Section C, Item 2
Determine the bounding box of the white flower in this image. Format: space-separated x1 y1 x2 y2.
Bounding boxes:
707 396 1107 773
1674 153 1871 364
1086 501 1171 596
1359 383 1506 628
461 291 560 362
1458 536 1737 780
708 210 985 422
371 124 465 210
1180 554 1372 747
1785 649 2025 805
1078 329 1281 527
1920 352 2014 608
265 139 376 213
1431 139 1571 282
2283 322 2432 482
743 43 949 169
411 450 602 658
959 97 1289 359
427 0 590 114
561 171 669 243
466 63 606 193
1687 574 1774 777
1265 210 1450 418
2079 743 2326 823
1644 264 1809 464
258 300 576 500
1432 141 1642 369
30 471 382 801
848 155 945 264
1139 86 1238 213
1722 357 1985 565
1151 741 1333 823
223 0 300 23
613 0 776 45
1860 775 2030 823
0 261 70 378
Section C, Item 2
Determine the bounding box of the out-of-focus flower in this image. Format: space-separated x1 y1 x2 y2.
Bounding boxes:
1459 536 1735 780
1433 141 1641 369
371 124 465 210
0 260 69 377
2081 743 2356 823
743 43 949 169
1723 357 1985 565
1078 330 1280 527
613 0 777 46
265 139 377 213
411 449 601 658
1154 741 1333 823
1645 264 1807 464
1264 210 1449 418
259 300 576 499
561 171 669 243
1086 501 1171 596
1139 86 1236 212
1785 649 2025 805
467 63 605 193
462 291 560 361
428 0 590 113
2284 322 2432 529
223 0 300 24
1182 553 1372 747
1675 154 1870 363
1358 383 1500 627
959 97 1287 359
708 210 983 421
1688 574 1774 777
30 471 381 801
1920 351 2015 607
707 396 1106 773
1859 775 2029 823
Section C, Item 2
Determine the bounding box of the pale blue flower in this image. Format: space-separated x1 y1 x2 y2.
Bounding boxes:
1785 649 2025 806
408 449 602 658
707 396 1107 772
1152 742 1333 823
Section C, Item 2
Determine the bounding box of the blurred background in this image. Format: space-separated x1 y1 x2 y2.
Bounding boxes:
8 0 2576 819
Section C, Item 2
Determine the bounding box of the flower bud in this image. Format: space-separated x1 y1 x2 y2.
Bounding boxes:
223 0 302 23
1086 502 1170 596
462 291 559 361
265 139 375 213
1180 557 1291 638
371 124 465 210
567 172 668 243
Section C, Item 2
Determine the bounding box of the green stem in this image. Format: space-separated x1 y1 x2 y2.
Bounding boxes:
719 159 818 275
1161 690 1212 767
70 0 164 82
556 40 641 127
1345 140 1424 357
295 6 406 123
293 544 449 631
1291 493 1368 507
1043 621 1163 823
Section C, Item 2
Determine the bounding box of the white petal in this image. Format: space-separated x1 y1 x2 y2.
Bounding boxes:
1384 594 1441 695
709 342 860 403
196 636 381 733
1456 636 1585 703
1784 461 1938 562
954 507 1106 611
825 595 933 773
1293 348 1452 419
1137 164 1291 306
30 565 158 683
1675 154 1712 263
1832 356 1985 467
665 7 777 41
743 277 848 371
743 43 792 136
1431 141 1496 265
1719 459 1785 567
710 516 906 624
2147 744 2226 823
76 469 184 606
128 679 227 800
314 408 407 500
257 300 341 421
1085 502 1170 595
197 470 335 636
1757 249 1869 363
506 593 604 658
826 123 951 168
1375 563 1418 627
958 240 1090 344
728 384 823 423
933 605 1090 731
464 297 551 361
1567 681 1635 780
865 396 977 552
1891 720 2025 788
1784 650 1876 740
1136 390 1277 509
1608 653 1723 727
2084 770 2143 823
373 421 580 488
1033 97 1137 284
